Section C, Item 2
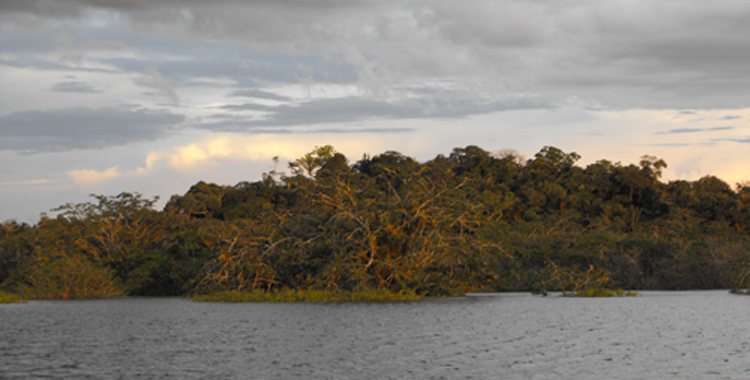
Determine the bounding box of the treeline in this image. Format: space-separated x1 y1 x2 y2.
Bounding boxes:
1 145 749 299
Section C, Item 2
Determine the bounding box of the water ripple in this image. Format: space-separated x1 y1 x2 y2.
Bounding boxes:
0 291 748 379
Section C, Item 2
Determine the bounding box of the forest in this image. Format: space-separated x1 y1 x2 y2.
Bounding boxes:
1 145 749 301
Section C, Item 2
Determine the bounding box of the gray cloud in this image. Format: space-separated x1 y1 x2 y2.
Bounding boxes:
0 57 114 73
100 47 353 88
147 1 750 109
51 81 102 93
200 95 547 132
0 107 185 153
6 0 750 225
217 103 272 112
726 136 750 143
228 89 291 102
0 0 85 19
656 126 734 135
648 143 703 147
202 127 415 135
4 0 750 111
133 66 179 104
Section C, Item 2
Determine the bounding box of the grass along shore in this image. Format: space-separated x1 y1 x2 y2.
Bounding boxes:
191 289 423 303
0 291 27 304
563 288 640 297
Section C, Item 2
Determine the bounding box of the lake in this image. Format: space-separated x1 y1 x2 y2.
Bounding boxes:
1 290 748 379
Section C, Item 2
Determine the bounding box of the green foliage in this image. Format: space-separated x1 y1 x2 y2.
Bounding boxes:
11 254 123 300
2 145 749 300
164 182 226 219
289 145 336 177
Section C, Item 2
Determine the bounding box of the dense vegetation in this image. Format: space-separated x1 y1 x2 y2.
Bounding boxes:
1 145 749 300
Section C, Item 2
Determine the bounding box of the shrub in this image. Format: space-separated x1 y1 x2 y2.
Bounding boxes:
11 254 123 300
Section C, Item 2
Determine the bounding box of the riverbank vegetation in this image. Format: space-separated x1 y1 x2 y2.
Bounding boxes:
564 288 639 297
0 290 27 303
1 145 748 301
192 289 422 303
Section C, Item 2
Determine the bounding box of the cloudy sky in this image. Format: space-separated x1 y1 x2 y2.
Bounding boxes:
2 0 750 222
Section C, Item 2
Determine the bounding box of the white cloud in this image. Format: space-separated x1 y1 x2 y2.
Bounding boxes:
136 152 164 174
65 150 167 186
62 107 750 188
164 133 391 171
68 166 121 184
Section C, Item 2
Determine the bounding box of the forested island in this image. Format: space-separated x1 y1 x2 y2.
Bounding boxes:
1 145 749 301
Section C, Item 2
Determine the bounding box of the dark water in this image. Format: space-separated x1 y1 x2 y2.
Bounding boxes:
1 291 748 379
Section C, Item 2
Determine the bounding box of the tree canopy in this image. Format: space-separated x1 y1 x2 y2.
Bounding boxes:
1 145 749 299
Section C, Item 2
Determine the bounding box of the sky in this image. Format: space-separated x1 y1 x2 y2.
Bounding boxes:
1 0 750 222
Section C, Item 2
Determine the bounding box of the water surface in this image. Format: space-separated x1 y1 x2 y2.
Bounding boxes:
1 290 748 379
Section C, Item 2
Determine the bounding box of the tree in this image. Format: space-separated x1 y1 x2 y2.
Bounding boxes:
5 145 750 298
288 145 336 178
165 182 226 219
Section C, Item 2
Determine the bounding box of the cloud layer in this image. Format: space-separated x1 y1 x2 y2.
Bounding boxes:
0 107 185 153
2 0 750 221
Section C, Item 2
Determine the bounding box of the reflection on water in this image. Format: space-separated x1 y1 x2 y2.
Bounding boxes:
1 291 748 379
